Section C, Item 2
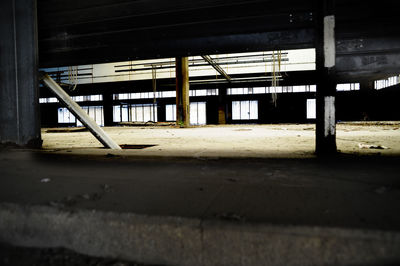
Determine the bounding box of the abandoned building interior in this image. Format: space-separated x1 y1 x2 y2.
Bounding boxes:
1 0 400 265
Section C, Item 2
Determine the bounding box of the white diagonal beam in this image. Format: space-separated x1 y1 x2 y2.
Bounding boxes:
41 73 121 150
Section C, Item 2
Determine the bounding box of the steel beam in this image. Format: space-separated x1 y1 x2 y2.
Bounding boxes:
41 73 121 149
201 55 232 83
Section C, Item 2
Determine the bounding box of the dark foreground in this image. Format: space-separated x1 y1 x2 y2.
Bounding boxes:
0 243 160 266
1 148 400 265
0 149 400 231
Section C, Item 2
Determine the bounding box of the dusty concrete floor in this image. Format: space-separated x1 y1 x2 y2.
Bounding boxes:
41 123 400 158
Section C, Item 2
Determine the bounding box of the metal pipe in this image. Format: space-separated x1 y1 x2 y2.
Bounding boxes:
40 73 121 150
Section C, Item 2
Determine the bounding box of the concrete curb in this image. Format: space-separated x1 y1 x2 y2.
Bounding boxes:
0 203 399 266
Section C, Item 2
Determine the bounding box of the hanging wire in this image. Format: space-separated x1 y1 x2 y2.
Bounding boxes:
271 51 278 107
68 65 78 91
152 65 157 122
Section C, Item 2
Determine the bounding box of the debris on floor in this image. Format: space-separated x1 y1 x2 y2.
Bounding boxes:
358 143 388 150
40 178 51 183
45 127 88 133
233 129 252 132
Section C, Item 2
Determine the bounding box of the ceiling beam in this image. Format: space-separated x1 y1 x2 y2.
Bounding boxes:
201 55 232 83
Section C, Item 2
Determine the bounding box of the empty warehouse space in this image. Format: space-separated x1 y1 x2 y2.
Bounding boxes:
1 0 400 265
38 50 400 156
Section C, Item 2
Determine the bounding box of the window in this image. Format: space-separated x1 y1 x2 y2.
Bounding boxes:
232 100 258 120
57 108 76 124
113 105 121 122
165 102 207 125
40 97 58 103
58 106 103 126
165 104 176 121
76 106 104 126
374 76 400 90
113 104 157 122
121 105 129 122
307 99 316 119
190 102 207 125
336 83 360 91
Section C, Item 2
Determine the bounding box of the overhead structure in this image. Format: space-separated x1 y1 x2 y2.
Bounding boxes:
201 55 232 83
37 0 400 81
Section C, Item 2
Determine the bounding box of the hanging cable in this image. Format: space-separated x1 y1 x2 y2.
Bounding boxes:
152 65 157 122
271 51 278 107
68 65 78 91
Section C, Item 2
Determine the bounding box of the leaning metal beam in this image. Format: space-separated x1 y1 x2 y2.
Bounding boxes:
40 73 121 150
201 55 232 83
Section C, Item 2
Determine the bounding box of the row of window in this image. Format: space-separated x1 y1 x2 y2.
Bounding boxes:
41 84 362 104
58 106 104 126
226 83 359 95
227 86 316 95
57 99 317 126
113 89 219 100
113 104 158 123
165 102 207 125
374 76 400 90
40 95 102 104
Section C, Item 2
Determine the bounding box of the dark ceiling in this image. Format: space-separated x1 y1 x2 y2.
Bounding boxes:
38 0 400 81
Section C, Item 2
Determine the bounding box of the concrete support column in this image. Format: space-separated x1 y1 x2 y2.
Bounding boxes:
359 80 375 121
315 0 337 155
218 87 227 124
0 0 41 147
103 92 114 126
176 57 190 127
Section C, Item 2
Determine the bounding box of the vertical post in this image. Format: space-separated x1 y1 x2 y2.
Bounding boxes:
103 92 114 126
359 80 374 121
176 57 190 127
315 0 337 155
0 0 41 147
152 66 157 122
218 87 227 124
